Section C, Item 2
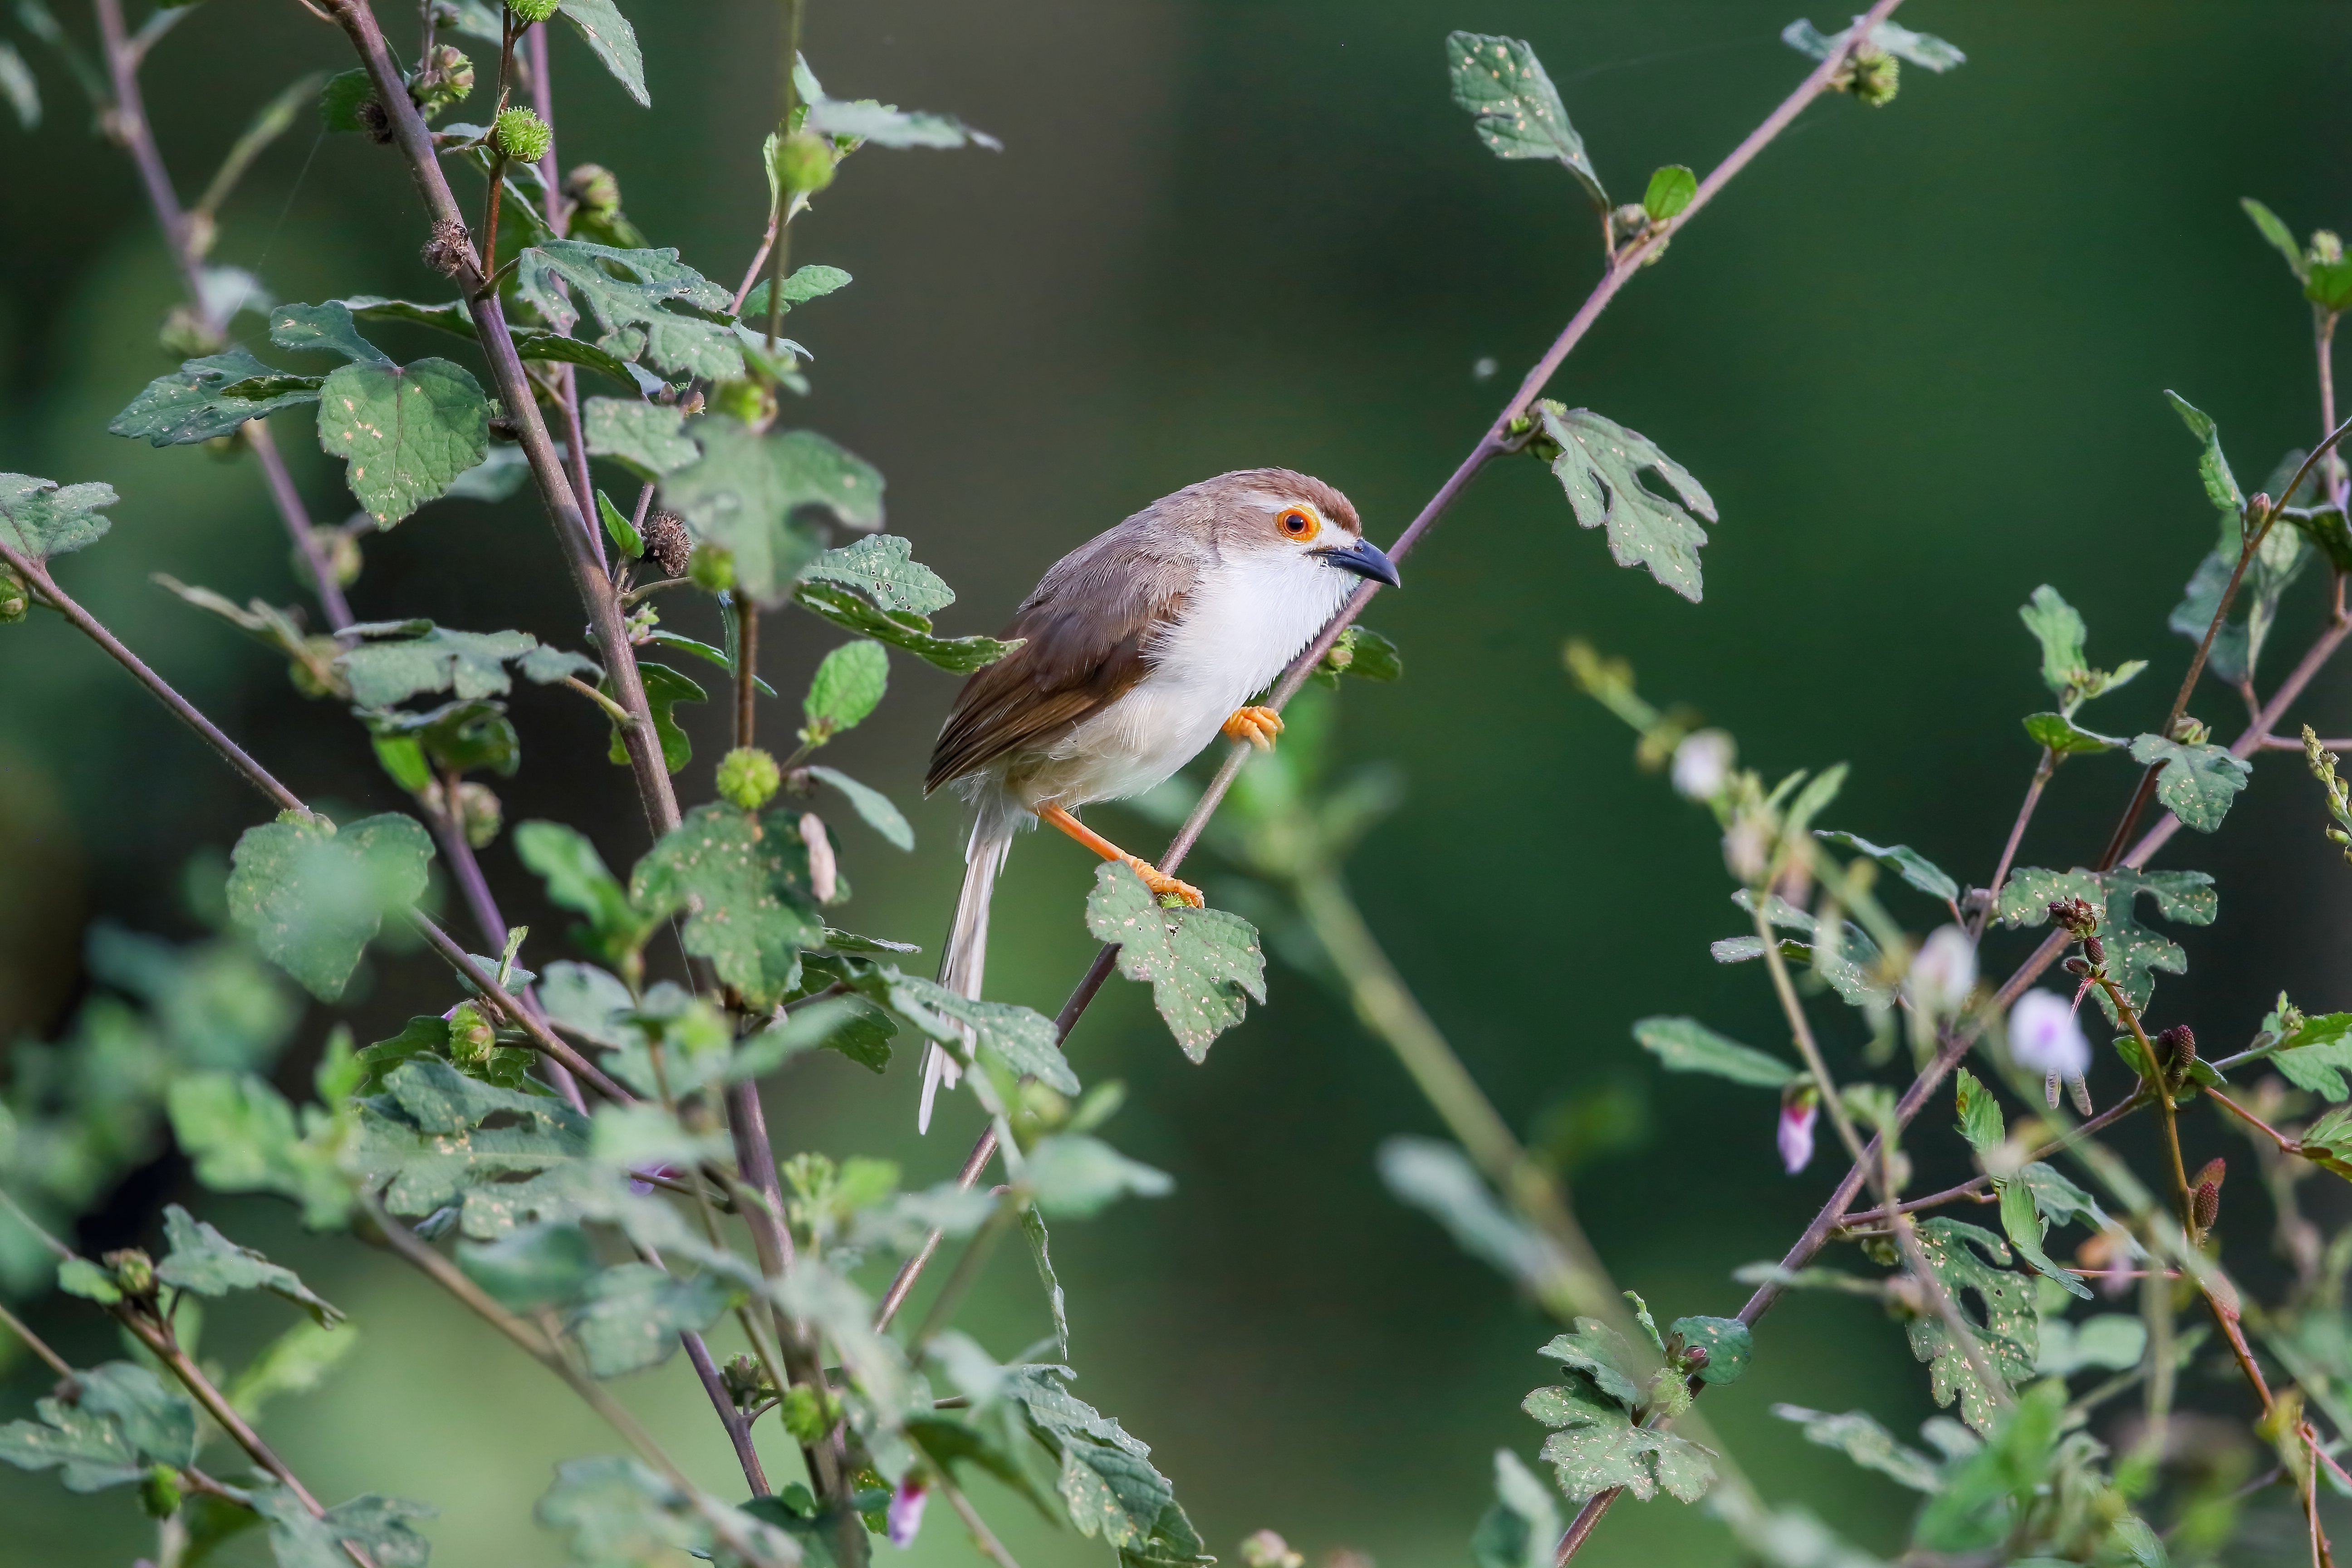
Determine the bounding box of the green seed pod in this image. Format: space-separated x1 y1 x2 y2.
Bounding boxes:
448 1000 496 1067
0 563 29 623
492 105 552 165
773 130 837 195
565 162 621 214
2314 230 2346 267
709 378 777 431
106 1249 157 1298
139 1464 183 1520
1851 48 1899 107
716 747 782 811
688 542 737 593
506 0 560 22
409 45 474 116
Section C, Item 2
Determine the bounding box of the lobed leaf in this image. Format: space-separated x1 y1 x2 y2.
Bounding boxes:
661 419 886 604
583 396 699 477
1444 32 1605 206
564 1262 740 1378
1085 863 1267 1062
108 351 321 446
2128 733 2250 833
1001 1365 1214 1567
317 356 493 527
799 533 956 616
249 1483 435 1568
227 812 433 1001
1538 405 1715 601
1902 1218 2037 1434
0 472 116 561
793 579 1015 671
156 1204 343 1324
630 804 826 1010
515 240 743 382
337 622 539 708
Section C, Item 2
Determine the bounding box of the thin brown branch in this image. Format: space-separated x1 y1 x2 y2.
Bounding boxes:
1839 1090 2149 1225
0 1299 77 1382
1977 749 2053 936
2207 1085 2301 1156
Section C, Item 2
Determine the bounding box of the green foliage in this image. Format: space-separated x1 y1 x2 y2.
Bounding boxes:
2128 732 2251 832
1000 1365 1214 1568
793 578 1015 671
799 533 956 615
1444 32 1605 207
249 1484 436 1568
1997 1180 2091 1300
1470 1449 1563 1568
2021 712 2125 754
516 240 745 382
1814 831 1958 903
1668 1315 1750 1384
885 970 1073 1091
167 1069 353 1228
515 823 658 973
2017 585 2145 717
0 1362 196 1492
1902 1219 2038 1433
804 766 913 850
1642 164 1696 223
1022 1134 1174 1219
739 265 854 318
800 81 1000 151
1771 1404 1944 1494
1782 17 1966 72
337 621 540 707
608 661 707 774
660 419 886 605
584 397 699 477
0 472 115 561
1995 866 2214 1023
156 1203 343 1323
226 812 433 1000
108 350 323 446
225 1319 362 1421
353 1059 590 1238
1953 1068 2003 1156
1632 1016 1799 1088
315 348 494 527
630 804 826 1010
2272 1013 2352 1098
565 1262 740 1378
537 1455 792 1568
1085 863 1267 1062
1309 624 1404 686
1524 1323 1714 1504
1535 403 1716 602
801 640 888 744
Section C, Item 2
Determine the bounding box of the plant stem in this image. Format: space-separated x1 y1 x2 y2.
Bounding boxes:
1977 749 2053 936
0 1298 77 1381
2097 974 2195 1229
681 1325 770 1495
2206 1086 2301 1156
736 601 760 748
1839 1090 2149 1225
907 1195 1018 1357
764 0 805 363
932 1467 1022 1568
873 1128 999 1332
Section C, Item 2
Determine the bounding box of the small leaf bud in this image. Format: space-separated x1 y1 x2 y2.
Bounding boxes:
0 563 29 623
564 162 621 214
105 1248 156 1298
642 510 692 577
710 378 777 431
2082 934 2104 966
687 542 736 593
774 130 838 195
717 747 782 810
719 1352 772 1409
1239 1533 1305 1568
2315 230 2346 267
139 1463 182 1520
1851 46 1899 107
408 45 473 115
301 526 363 588
2062 956 2090 976
447 1000 496 1067
506 0 560 22
493 105 552 165
2170 714 2210 745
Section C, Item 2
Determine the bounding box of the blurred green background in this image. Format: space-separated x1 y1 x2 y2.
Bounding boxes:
5 1 2351 1563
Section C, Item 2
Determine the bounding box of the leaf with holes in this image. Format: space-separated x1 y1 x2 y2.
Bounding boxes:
336 622 538 707
2129 734 2250 833
1525 1376 1714 1504
353 1060 593 1239
1085 863 1266 1062
630 804 827 1011
564 1263 740 1378
1444 32 1605 206
1538 405 1716 601
317 357 492 526
227 813 433 1000
157 1205 343 1324
109 350 323 446
799 533 956 616
2091 867 2215 1025
1903 1218 2038 1434
515 240 743 382
583 396 699 477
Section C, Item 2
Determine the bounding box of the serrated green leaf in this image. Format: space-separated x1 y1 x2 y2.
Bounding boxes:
792 580 1015 671
1953 1066 2003 1158
630 804 825 1010
884 969 1073 1091
249 1483 435 1568
1632 1016 1799 1088
270 300 385 363
1001 1365 1213 1566
606 661 707 774
353 1060 592 1238
316 355 491 527
583 397 698 478
798 533 956 616
1815 831 1959 902
1903 1218 2038 1434
2129 733 2250 833
2165 389 2245 523
2274 1014 2352 1099
1534 1320 1644 1410
156 1204 343 1324
660 419 884 604
1996 1180 2091 1300
1021 1134 1174 1219
0 471 116 562
1668 1315 1750 1384
1769 1404 1944 1493
516 826 655 968
2024 583 2089 695
1528 1376 1714 1503
801 639 887 742
1445 32 1605 206
108 351 323 446
564 1262 739 1378
226 812 433 1000
2016 1161 2108 1233
516 240 742 382
558 0 647 107
740 265 854 318
804 765 912 850
1642 164 1695 222
1538 405 1715 601
1084 863 1266 1062
167 1071 353 1227
337 622 538 707
2092 866 2218 1026
1992 867 2106 929
2023 712 2126 754
0 1364 180 1492
1022 1206 1070 1363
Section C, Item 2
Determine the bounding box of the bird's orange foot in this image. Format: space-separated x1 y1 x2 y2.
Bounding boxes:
1122 854 1204 908
1222 705 1284 750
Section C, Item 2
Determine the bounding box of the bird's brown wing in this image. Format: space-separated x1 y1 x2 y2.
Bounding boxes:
926 545 1190 795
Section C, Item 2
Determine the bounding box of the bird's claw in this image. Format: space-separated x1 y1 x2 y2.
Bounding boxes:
1124 855 1204 908
1222 705 1283 750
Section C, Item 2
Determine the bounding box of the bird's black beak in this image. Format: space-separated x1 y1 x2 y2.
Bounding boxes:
1316 535 1401 588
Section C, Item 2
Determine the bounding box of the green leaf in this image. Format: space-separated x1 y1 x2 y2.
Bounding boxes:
338 622 539 707
557 0 647 107
1782 16 1965 70
1378 1137 1553 1291
167 1072 353 1227
1001 1365 1214 1567
1534 1320 1644 1410
0 472 116 561
156 1204 344 1324
630 804 826 1010
1444 32 1606 207
643 632 773 696
1815 830 1959 902
2285 501 2352 571
1526 1376 1714 1503
318 67 376 132
593 660 697 774
803 93 1000 150
2022 712 2126 754
1953 1067 2004 1156
270 300 386 363
2127 733 2250 833
1085 863 1267 1062
2034 1313 2148 1377
1471 1450 1563 1568
883 970 1074 1092
537 1455 794 1568
1903 1218 2038 1434
515 824 655 967
564 1262 740 1378
589 491 644 562
74 1363 199 1470
0 1367 178 1492
316 355 492 527
792 579 1015 671
108 350 322 446
2165 389 2245 522
1310 624 1405 686
2091 867 2214 1026
583 397 699 478
800 639 888 742
1632 1016 1799 1088
1022 1206 1071 1363
799 534 956 616
1642 164 1696 222
2016 1161 2109 1233
1667 1315 1750 1385
1769 1404 1944 1494
335 294 641 385
225 1319 361 1421
1022 1133 1174 1219
363 698 522 779
1537 404 1716 602
353 1060 592 1238
804 766 913 850
515 240 744 382
1992 866 2105 929
227 812 434 1000
2020 585 2086 704
248 1483 435 1568
660 419 885 604
56 1257 121 1303
1997 1180 2091 1300
740 265 854 318
2243 197 2308 280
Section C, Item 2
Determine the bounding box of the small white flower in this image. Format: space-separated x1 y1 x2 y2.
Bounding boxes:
1723 813 1772 883
1904 925 1979 1017
1778 1093 1818 1174
2008 989 2090 1079
1672 729 1737 800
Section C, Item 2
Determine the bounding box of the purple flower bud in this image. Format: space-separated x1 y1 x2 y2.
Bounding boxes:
887 1478 928 1548
1779 1091 1819 1174
2008 989 2090 1079
628 1162 680 1197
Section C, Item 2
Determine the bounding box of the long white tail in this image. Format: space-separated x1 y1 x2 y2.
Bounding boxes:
920 814 1015 1132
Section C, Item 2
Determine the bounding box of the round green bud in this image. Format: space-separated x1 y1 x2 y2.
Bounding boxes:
709 377 777 430
492 105 552 165
449 781 502 850
409 45 474 115
0 563 29 623
688 542 737 593
106 1249 157 1298
299 526 362 589
774 131 837 195
447 1000 496 1066
506 0 560 22
564 162 621 214
1851 48 1899 107
717 747 782 810
139 1464 183 1520
2316 230 2347 268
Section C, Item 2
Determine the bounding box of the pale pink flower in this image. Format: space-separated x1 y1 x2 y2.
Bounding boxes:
1672 730 1736 800
2008 989 2090 1079
1779 1091 1819 1174
1904 926 1978 1018
887 1478 928 1548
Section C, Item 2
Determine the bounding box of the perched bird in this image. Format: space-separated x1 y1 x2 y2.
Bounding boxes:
917 468 1400 1129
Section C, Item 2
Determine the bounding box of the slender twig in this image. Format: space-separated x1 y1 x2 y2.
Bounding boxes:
735 600 760 748
2096 974 2195 1230
931 1467 1023 1568
1977 749 2053 936
0 1299 77 1381
1838 1090 2149 1225
764 0 806 363
2259 734 2352 750
2207 1086 2301 1156
907 1197 1019 1357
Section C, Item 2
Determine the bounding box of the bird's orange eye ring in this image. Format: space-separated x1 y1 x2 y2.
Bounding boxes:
1277 506 1320 542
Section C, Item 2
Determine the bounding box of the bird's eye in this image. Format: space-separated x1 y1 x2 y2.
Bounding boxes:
1277 506 1320 542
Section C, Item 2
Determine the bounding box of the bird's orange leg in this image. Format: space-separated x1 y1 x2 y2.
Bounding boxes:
1221 705 1283 750
1036 803 1204 908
